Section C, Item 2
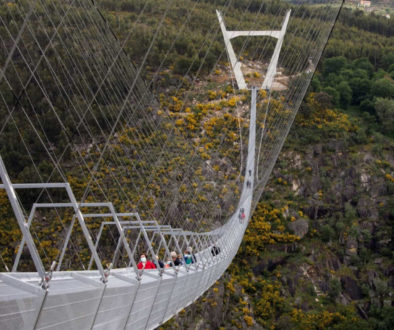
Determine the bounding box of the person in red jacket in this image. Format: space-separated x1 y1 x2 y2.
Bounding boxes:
137 253 156 269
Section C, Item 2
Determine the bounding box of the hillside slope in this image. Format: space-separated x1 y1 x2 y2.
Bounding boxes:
162 93 393 329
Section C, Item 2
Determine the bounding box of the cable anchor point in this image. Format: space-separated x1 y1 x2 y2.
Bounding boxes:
40 261 57 289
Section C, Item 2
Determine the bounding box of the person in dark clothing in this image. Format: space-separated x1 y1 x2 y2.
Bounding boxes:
211 246 221 256
170 251 182 266
156 255 164 268
239 208 246 223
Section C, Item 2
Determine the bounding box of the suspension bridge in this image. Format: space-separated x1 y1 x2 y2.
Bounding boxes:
0 0 343 329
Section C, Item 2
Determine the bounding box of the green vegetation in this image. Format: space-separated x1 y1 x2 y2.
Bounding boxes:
0 0 392 328
312 55 394 137
157 3 392 329
165 84 393 327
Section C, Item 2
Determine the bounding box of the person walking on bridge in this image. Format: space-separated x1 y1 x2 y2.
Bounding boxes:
137 253 156 269
169 251 182 266
184 247 196 264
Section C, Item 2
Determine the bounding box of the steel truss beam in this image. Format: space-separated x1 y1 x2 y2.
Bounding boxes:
216 9 291 90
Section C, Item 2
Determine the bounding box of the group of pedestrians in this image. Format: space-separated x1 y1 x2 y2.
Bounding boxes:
137 247 197 270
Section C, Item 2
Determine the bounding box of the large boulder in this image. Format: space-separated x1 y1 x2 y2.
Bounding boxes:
357 196 375 218
346 237 358 256
341 276 363 299
288 218 309 239
252 255 288 275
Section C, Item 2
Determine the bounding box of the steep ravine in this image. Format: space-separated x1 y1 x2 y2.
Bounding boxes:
162 98 394 329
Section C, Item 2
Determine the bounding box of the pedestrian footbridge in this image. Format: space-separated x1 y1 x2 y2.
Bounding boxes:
0 0 343 328
0 87 256 329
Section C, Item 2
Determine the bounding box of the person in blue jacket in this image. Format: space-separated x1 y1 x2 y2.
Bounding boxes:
184 247 197 264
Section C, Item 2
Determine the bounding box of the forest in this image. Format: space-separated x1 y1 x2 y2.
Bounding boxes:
95 1 394 328
0 0 393 328
153 4 393 329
